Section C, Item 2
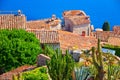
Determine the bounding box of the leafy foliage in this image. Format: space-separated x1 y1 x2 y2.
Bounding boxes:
43 45 55 58
102 21 110 31
47 49 75 80
22 67 48 80
0 29 41 73
12 67 48 80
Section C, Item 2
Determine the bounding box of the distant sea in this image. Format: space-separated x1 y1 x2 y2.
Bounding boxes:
0 0 120 30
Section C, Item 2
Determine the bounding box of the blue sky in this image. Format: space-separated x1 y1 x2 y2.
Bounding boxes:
0 0 120 30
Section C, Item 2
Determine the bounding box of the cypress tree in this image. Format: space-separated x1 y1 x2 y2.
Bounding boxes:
102 21 110 31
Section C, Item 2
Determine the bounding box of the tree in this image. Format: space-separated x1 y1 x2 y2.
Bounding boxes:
0 29 41 74
102 21 110 31
47 49 75 80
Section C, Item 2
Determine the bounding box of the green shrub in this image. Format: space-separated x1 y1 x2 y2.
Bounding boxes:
0 29 41 74
22 67 48 80
103 44 120 57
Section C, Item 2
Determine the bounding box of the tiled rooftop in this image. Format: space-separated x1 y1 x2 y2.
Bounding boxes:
0 14 26 30
0 65 35 80
26 19 61 30
58 30 97 51
63 10 86 16
69 16 90 25
108 37 120 46
27 29 97 51
63 10 90 26
93 31 113 42
27 29 59 44
26 20 50 30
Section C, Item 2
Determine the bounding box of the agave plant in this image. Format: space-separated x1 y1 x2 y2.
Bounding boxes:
75 66 90 80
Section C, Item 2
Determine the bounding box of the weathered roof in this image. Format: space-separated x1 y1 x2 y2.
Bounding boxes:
0 65 35 80
27 29 59 44
26 20 50 30
27 29 97 50
68 16 90 25
0 14 26 30
108 37 120 46
93 31 113 42
113 26 120 34
58 30 97 51
63 10 86 16
26 19 61 29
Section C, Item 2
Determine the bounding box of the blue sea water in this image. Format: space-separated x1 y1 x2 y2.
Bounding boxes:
0 0 120 30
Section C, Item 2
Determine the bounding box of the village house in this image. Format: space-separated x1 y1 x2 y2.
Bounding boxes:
0 10 97 51
63 10 93 36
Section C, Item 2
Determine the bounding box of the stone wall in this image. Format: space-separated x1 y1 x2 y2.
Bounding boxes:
73 23 90 36
64 18 74 32
0 14 26 30
37 54 50 67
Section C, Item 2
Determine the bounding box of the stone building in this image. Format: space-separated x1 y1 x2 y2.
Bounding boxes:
63 10 92 36
0 10 26 30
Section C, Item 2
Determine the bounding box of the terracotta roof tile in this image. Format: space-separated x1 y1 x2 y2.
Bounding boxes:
26 20 50 30
93 31 113 42
27 29 97 50
26 19 61 29
0 65 35 80
113 26 120 34
63 10 86 16
69 16 90 25
27 29 59 43
58 30 97 51
108 37 120 46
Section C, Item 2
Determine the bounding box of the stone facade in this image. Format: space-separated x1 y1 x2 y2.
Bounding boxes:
73 24 91 36
37 54 50 67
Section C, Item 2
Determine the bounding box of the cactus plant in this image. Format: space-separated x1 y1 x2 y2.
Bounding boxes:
46 49 75 80
91 39 104 80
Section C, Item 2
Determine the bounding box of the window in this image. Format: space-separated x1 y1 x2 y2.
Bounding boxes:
81 31 86 36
